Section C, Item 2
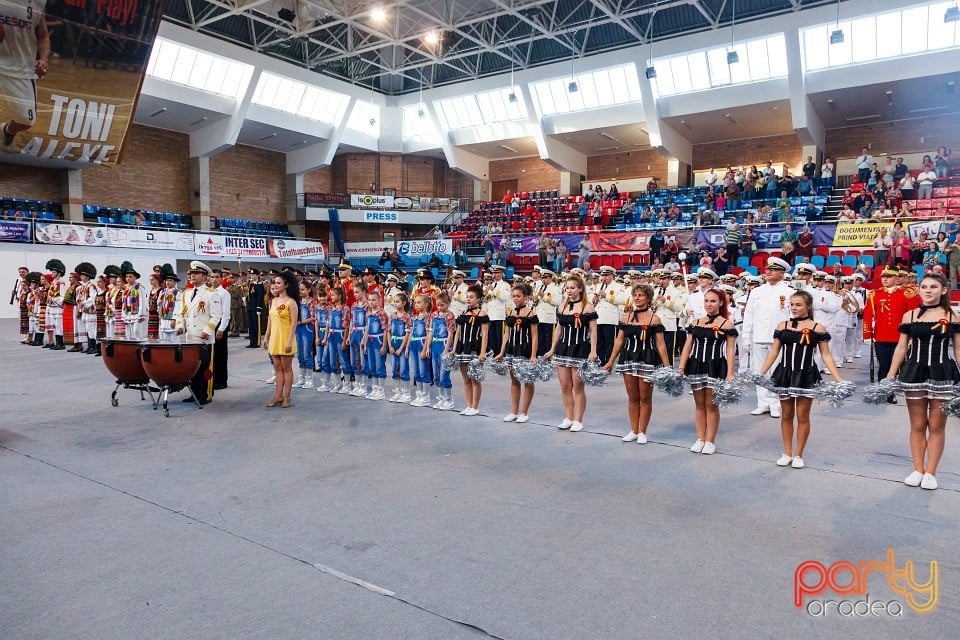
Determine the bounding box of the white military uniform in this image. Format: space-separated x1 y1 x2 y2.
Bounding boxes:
384 284 402 317
536 280 562 324
685 286 711 320
176 285 222 344
654 283 684 333
448 281 469 317
594 281 628 325
810 283 842 367
484 278 511 321
742 279 794 412
837 286 863 364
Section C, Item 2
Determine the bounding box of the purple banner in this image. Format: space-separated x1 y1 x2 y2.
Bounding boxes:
0 221 31 243
695 225 836 250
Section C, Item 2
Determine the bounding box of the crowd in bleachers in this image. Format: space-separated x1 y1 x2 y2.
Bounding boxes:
83 204 193 230
212 217 294 238
1 197 62 221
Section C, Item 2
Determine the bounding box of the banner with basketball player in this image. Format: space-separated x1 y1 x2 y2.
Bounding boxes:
0 0 165 165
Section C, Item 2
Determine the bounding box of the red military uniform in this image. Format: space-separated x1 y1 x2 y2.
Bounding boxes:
863 286 920 343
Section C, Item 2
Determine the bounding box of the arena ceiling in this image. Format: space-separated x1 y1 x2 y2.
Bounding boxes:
162 0 843 95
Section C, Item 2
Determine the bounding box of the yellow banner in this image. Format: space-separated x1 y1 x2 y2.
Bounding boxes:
831 221 894 247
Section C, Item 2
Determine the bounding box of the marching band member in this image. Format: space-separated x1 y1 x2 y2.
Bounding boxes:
684 267 717 321
177 261 223 405
120 262 148 341
742 257 794 418
157 265 181 343
383 273 402 317
851 273 868 358
838 276 863 365
483 265 510 357
653 271 683 364
534 269 561 357
605 284 671 443
544 275 598 433
757 290 844 469
864 267 920 404
886 273 960 490
818 274 844 366
593 265 628 365
496 283 539 423
448 270 469 317
210 268 232 390
677 287 737 454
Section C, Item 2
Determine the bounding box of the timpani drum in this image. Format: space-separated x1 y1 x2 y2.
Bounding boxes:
100 339 153 407
140 340 204 417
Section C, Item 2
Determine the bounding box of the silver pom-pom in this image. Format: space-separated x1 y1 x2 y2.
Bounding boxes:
862 378 900 405
535 356 554 382
712 379 744 411
513 359 539 386
815 380 857 408
489 358 511 377
466 358 486 381
737 371 776 391
942 392 960 418
441 352 458 371
650 366 685 397
578 360 609 387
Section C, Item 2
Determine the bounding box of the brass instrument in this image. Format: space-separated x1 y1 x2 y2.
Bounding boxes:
841 289 862 314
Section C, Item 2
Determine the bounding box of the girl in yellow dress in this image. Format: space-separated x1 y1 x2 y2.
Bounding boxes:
263 272 299 407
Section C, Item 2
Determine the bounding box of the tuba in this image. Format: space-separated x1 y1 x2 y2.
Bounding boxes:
841 290 862 314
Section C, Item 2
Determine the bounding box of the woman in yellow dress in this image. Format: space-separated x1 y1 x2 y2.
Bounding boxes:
263 272 299 407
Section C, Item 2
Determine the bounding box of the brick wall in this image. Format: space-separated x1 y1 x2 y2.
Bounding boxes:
401 155 437 195
0 164 62 201
209 144 286 222
825 114 960 159
444 167 474 201
303 166 333 192
587 149 669 182
83 125 191 212
489 156 561 192
692 133 802 172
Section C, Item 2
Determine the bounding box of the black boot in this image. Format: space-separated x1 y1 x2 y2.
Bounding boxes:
42 335 53 348
87 338 98 354
32 333 43 346
52 335 65 350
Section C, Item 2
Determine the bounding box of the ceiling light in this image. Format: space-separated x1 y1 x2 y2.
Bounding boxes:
189 116 208 126
149 107 167 117
424 31 440 46
370 7 386 23
945 6 960 22
827 99 837 111
507 92 517 103
499 144 518 153
829 29 844 44
726 50 739 65
259 132 278 141
645 66 657 79
568 81 579 93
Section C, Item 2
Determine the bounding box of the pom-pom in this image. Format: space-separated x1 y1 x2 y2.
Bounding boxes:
489 358 511 377
737 371 776 391
466 358 486 381
712 379 744 411
441 352 458 371
578 360 609 387
942 392 960 418
650 366 685 397
534 356 554 382
815 380 857 408
513 359 539 386
861 378 900 405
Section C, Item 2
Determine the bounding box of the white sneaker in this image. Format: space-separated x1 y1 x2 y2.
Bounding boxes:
622 431 638 442
791 456 805 469
350 383 367 397
503 413 518 422
388 388 401 402
701 442 716 455
459 407 471 415
749 407 769 416
770 407 782 419
854 354 862 358
569 421 583 432
301 378 314 389
921 473 938 490
442 400 456 411
637 432 647 444
317 380 331 392
462 407 479 416
776 454 792 467
904 470 924 487
411 393 430 407
364 387 377 399
398 391 412 403
845 358 854 364
291 377 304 389
338 381 352 394
558 418 573 430
372 387 385 400
432 397 446 409
265 375 276 385
690 439 704 453
515 414 529 423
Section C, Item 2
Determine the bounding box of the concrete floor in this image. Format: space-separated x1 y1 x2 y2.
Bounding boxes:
2 319 957 639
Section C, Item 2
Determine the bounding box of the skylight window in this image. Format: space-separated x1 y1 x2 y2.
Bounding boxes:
531 64 643 116
251 72 350 125
651 34 787 98
347 100 381 138
146 37 253 99
435 87 527 130
402 104 441 143
802 1 960 71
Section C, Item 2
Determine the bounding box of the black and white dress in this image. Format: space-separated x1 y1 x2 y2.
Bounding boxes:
553 303 598 368
504 312 538 365
614 313 664 380
896 311 960 400
770 321 830 398
455 307 489 362
684 318 737 391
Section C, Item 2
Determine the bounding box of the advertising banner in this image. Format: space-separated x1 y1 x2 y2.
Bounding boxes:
362 210 399 223
35 222 195 251
0 0 165 165
344 241 393 259
0 220 31 242
266 238 326 261
397 238 452 259
351 194 395 208
831 222 893 247
907 220 943 243
394 197 413 209
300 192 350 208
696 225 836 250
194 233 268 259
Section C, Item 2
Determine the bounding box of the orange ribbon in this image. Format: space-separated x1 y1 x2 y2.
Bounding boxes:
800 328 811 344
935 318 949 334
198 301 206 313
640 324 648 341
779 295 786 310
712 326 722 340
515 317 522 329
574 312 581 328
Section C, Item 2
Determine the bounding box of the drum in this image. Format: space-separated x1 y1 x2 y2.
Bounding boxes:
140 340 202 386
101 339 149 384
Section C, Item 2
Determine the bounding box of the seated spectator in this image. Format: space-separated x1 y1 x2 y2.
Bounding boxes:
803 200 820 222
667 203 681 219
482 236 494 260
583 185 594 202
620 200 635 224
797 226 815 259
778 171 796 195
837 204 857 222
795 174 813 196
452 247 466 267
378 249 392 266
923 241 945 270
663 236 680 258
426 253 443 268
120 210 135 225
606 183 619 201
664 255 681 273
133 210 145 225
594 185 605 201
523 202 536 218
